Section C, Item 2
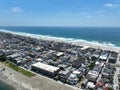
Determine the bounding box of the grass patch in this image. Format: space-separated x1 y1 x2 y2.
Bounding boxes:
2 60 36 77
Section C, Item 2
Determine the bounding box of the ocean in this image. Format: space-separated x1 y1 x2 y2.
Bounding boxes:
0 80 15 90
0 26 120 89
0 26 120 47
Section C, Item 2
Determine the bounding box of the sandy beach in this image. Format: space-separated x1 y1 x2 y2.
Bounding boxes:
0 30 120 90
0 63 80 90
0 29 120 52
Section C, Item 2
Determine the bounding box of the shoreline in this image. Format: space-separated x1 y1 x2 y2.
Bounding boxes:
0 79 15 90
0 29 120 52
0 63 80 90
0 63 30 90
0 29 120 90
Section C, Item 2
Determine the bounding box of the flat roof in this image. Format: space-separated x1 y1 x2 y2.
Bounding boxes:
88 70 99 77
87 82 95 88
99 55 108 60
73 70 81 75
56 52 64 56
81 46 90 50
32 62 59 73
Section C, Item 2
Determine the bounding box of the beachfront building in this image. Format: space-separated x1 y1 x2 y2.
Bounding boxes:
86 82 95 89
31 62 60 77
0 31 119 90
99 51 110 61
58 69 71 83
108 51 118 64
67 73 78 85
81 78 88 89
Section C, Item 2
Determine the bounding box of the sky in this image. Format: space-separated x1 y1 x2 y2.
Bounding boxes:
0 0 120 27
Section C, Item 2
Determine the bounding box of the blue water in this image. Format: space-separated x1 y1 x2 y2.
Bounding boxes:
0 26 120 47
0 80 15 90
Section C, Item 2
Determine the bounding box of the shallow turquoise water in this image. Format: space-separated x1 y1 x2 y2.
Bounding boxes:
0 80 15 90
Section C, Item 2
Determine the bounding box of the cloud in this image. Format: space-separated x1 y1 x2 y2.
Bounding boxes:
11 7 23 13
104 3 118 8
85 15 92 18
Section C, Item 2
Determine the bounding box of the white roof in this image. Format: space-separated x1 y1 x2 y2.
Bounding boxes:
95 62 100 65
88 70 99 77
36 58 42 61
99 55 107 60
81 46 90 50
32 62 59 73
56 52 64 56
69 74 77 78
87 82 95 88
73 70 81 75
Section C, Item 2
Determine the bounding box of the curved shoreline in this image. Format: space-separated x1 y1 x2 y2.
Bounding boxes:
0 29 120 52
0 29 119 90
0 63 80 90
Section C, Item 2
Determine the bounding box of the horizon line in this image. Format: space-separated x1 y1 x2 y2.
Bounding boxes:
0 25 120 28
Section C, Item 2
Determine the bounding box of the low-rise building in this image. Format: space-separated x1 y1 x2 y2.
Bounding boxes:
81 78 88 89
86 70 99 83
73 70 81 77
31 62 60 77
87 82 95 89
58 69 71 83
67 73 78 85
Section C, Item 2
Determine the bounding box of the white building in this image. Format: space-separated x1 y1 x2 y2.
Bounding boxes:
31 62 60 77
67 73 78 85
87 82 95 89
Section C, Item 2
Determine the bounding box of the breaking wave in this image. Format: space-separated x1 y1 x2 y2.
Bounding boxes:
0 29 120 50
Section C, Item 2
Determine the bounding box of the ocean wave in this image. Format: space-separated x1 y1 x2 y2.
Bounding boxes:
0 29 119 49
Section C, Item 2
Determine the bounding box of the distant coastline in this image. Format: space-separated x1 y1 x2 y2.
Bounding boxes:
1 27 120 47
0 29 120 52
0 28 119 90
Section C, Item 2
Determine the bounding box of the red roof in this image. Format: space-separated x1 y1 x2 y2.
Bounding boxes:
102 86 108 90
96 81 105 88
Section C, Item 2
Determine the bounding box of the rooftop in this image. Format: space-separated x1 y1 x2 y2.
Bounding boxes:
32 62 59 73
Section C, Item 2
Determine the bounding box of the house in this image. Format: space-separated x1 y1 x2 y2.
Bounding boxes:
48 59 59 66
7 53 21 60
67 73 78 85
96 80 105 88
93 62 104 74
92 53 100 60
31 62 60 78
56 52 64 58
108 52 118 64
99 55 108 61
81 78 88 89
58 69 71 83
35 58 42 62
108 57 117 64
73 70 81 77
87 82 95 89
79 66 87 76
58 64 69 70
86 70 99 83
0 51 6 61
99 51 109 61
